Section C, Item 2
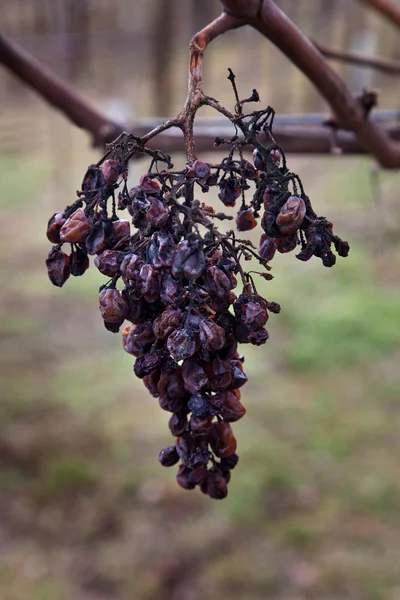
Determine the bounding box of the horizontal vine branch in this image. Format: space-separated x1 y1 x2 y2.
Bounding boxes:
2 0 400 166
314 40 400 74
0 34 123 146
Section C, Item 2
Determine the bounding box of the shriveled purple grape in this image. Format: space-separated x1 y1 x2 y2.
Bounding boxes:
69 247 89 277
172 238 206 281
199 319 225 352
153 308 182 339
188 395 209 417
182 359 209 395
146 197 169 229
46 250 70 287
139 264 161 303
167 330 196 362
99 288 128 324
122 322 155 356
46 212 65 244
101 159 119 185
236 207 257 232
159 445 180 467
218 178 241 207
60 208 91 244
276 196 306 235
94 250 124 277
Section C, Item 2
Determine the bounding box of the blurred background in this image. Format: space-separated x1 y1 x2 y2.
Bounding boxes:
1 1 400 598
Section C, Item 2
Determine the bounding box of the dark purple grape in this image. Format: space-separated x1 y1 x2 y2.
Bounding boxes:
158 446 180 467
70 246 89 277
167 330 196 362
236 207 257 231
46 212 65 244
60 208 91 244
101 159 119 185
218 178 241 207
46 250 70 287
94 250 124 277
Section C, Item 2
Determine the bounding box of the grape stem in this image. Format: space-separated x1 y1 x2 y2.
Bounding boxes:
139 12 245 163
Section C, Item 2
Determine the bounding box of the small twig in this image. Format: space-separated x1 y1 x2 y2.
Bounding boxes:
227 68 242 114
314 40 400 74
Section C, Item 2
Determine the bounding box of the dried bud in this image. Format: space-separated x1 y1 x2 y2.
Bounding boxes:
276 196 306 235
46 250 70 287
333 237 350 257
60 208 91 244
322 252 336 267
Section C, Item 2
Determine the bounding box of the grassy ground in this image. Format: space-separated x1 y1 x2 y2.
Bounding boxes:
1 136 400 600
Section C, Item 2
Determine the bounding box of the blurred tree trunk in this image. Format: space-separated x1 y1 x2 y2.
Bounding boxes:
190 0 217 34
64 0 90 82
153 0 173 116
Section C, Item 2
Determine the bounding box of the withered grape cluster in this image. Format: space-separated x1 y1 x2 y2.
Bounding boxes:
45 92 349 499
